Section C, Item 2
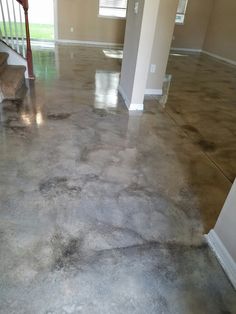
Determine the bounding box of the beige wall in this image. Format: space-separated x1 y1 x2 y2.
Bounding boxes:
57 0 126 44
203 0 236 62
172 0 213 50
147 0 179 91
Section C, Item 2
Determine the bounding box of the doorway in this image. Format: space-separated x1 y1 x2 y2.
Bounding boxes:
29 0 55 41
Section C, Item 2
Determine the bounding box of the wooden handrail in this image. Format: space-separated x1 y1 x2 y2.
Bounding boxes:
16 0 35 79
15 0 23 5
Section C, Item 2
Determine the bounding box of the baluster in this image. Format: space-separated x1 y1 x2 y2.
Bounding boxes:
19 3 25 57
12 0 20 53
0 0 9 44
0 18 2 39
6 0 15 49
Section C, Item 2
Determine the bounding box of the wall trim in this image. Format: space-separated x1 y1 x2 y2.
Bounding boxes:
171 47 202 53
56 39 123 49
206 230 236 290
145 88 163 96
118 85 144 111
129 103 144 111
171 47 236 66
53 0 59 41
202 50 236 67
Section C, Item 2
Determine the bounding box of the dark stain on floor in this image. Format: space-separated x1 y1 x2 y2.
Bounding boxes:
197 139 216 153
182 124 199 133
39 177 81 197
181 125 217 153
47 113 71 120
92 108 108 117
80 146 89 162
50 232 83 271
1 117 31 138
6 125 28 131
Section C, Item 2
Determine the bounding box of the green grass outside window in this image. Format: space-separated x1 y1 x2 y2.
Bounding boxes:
0 22 54 40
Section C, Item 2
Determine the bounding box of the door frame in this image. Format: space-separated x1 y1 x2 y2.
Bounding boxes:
53 0 58 41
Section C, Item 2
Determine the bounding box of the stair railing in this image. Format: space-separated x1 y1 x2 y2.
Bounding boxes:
0 0 34 79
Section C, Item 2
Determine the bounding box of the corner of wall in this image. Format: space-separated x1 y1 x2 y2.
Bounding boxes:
202 0 215 52
206 230 236 290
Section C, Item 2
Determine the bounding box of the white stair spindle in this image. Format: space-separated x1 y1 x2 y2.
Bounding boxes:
19 3 25 57
6 0 15 49
12 0 20 53
0 0 9 44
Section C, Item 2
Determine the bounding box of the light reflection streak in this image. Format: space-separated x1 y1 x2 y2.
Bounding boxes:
103 49 123 59
95 71 120 109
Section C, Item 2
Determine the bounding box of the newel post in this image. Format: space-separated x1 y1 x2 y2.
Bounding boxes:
22 0 35 79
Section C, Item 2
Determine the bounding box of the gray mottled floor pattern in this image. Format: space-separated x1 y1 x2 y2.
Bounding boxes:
0 46 235 313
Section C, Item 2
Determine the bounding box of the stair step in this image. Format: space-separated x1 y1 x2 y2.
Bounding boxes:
0 65 26 99
0 52 9 74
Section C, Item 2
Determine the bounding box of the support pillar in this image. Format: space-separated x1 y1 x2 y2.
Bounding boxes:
119 0 160 111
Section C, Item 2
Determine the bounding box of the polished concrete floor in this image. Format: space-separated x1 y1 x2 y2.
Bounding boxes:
0 45 235 313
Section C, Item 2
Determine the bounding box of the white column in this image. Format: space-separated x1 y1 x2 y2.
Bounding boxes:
146 0 179 95
119 0 160 111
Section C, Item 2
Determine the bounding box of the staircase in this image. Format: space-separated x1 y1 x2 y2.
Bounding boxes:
0 0 34 78
0 51 26 102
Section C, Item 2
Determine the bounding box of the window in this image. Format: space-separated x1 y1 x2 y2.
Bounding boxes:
99 0 128 19
176 0 188 24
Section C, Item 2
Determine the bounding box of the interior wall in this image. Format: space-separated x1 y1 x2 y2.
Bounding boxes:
172 0 213 50
57 0 126 44
214 179 236 262
203 0 236 62
146 0 179 91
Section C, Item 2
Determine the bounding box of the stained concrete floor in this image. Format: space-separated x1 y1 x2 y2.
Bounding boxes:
0 45 235 313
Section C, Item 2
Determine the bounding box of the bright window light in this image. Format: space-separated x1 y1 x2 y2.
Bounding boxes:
176 0 188 24
99 0 128 19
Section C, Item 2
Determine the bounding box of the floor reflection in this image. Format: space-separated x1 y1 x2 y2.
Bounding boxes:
103 49 123 59
94 71 120 109
32 45 57 81
0 79 44 131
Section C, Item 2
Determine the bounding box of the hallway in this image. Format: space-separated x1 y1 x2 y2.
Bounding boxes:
0 45 235 313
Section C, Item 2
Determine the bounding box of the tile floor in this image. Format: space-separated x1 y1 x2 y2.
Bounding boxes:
0 45 235 313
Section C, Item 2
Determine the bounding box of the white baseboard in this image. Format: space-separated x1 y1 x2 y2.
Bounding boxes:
206 230 236 290
171 47 236 67
145 88 163 96
129 103 144 111
118 85 144 111
56 39 123 49
171 47 202 53
202 50 236 67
